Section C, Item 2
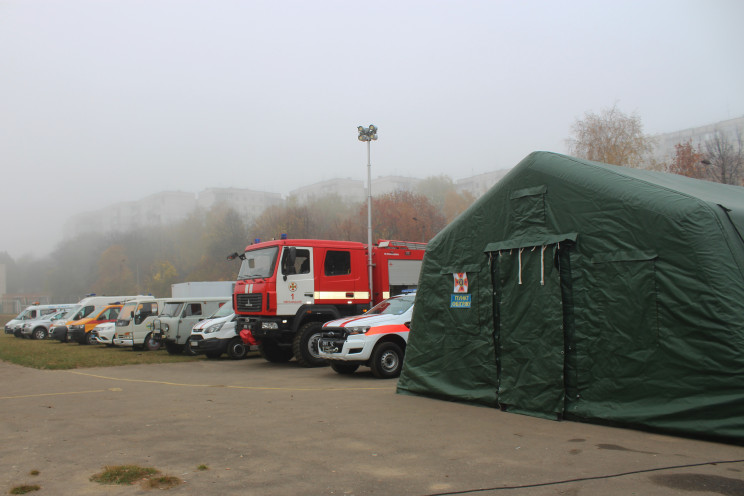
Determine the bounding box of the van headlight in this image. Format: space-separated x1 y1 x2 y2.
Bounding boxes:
346 326 370 335
205 322 224 334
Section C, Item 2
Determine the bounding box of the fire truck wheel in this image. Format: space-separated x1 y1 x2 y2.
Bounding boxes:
165 342 184 355
258 340 293 362
370 342 404 379
330 362 359 375
227 337 247 360
293 321 328 368
144 333 162 351
32 327 47 340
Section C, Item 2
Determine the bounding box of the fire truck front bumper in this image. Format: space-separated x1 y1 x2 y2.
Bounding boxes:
239 318 290 340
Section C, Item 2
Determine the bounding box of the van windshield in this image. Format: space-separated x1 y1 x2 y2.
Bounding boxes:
208 302 233 319
60 306 81 320
44 310 68 321
71 305 95 320
238 246 279 280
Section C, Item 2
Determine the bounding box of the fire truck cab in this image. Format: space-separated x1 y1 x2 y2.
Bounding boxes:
232 238 425 367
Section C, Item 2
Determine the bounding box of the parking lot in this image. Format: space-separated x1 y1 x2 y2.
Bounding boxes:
1 357 743 495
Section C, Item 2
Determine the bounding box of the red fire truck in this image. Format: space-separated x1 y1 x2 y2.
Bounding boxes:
230 238 426 367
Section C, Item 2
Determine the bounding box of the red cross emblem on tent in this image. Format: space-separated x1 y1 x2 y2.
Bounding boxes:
453 273 468 293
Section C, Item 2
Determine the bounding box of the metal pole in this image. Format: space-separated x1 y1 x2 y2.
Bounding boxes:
358 124 377 304
367 140 373 302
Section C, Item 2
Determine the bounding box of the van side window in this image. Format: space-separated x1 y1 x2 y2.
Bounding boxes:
325 251 351 276
183 303 202 317
99 308 118 320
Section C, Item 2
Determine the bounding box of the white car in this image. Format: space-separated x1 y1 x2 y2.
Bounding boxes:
189 305 256 359
90 322 115 346
318 293 415 378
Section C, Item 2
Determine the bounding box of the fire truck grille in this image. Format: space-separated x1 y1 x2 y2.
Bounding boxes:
236 293 263 312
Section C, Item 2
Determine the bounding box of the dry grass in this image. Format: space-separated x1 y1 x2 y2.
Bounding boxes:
90 465 158 485
90 465 182 489
0 333 204 370
9 485 40 494
145 475 182 489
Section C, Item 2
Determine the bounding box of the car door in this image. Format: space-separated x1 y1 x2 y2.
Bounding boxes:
276 246 314 316
177 302 204 344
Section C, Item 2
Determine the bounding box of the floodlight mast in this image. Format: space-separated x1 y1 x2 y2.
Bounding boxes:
357 124 378 302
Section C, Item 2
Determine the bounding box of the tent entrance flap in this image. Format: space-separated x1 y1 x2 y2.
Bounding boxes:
491 241 569 419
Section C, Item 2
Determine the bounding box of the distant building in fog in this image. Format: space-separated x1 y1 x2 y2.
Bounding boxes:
63 188 282 238
651 116 744 164
289 178 365 203
61 169 520 240
197 188 283 223
456 169 511 197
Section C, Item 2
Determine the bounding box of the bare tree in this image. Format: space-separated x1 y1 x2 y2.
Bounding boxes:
702 128 743 185
567 104 655 168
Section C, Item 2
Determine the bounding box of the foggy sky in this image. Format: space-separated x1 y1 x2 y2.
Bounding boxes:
2 0 743 259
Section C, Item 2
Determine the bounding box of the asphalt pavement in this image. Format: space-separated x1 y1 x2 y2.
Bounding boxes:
1 357 743 495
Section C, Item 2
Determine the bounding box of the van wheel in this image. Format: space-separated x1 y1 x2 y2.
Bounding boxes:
32 327 47 340
165 342 183 355
258 339 293 363
86 332 97 346
370 342 404 379
144 333 162 351
227 337 247 360
184 338 198 356
293 322 328 368
330 362 359 375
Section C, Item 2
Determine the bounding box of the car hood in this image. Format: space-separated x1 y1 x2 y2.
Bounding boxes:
192 314 234 331
323 312 409 328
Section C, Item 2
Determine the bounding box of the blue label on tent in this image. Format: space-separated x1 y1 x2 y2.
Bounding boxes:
450 294 471 308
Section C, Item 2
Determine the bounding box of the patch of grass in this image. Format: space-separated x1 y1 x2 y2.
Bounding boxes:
28 470 39 476
0 334 203 370
145 475 182 489
197 464 209 471
9 485 40 494
90 465 159 485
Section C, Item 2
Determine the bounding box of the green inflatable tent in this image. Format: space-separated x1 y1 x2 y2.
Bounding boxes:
398 151 744 442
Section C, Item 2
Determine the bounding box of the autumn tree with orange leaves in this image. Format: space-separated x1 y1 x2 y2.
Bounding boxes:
667 140 705 179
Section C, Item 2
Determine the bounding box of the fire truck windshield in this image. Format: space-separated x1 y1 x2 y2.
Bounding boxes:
238 246 279 280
